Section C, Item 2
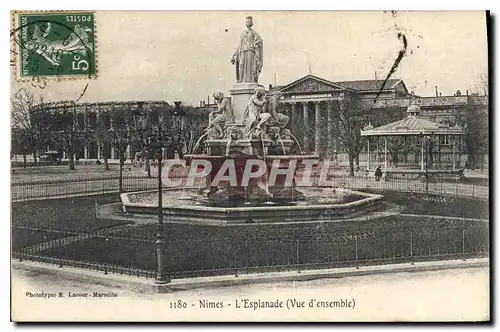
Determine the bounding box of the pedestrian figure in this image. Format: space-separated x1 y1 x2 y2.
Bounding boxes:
375 166 383 182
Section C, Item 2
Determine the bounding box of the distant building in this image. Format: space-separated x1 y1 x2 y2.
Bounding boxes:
272 74 488 167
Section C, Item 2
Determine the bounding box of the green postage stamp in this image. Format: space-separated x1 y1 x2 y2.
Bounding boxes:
11 11 97 79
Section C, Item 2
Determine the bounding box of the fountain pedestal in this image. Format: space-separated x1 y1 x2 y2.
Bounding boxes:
229 82 264 123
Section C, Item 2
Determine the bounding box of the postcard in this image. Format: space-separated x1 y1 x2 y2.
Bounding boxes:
10 10 490 322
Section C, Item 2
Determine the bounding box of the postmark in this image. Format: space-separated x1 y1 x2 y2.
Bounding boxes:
11 11 97 81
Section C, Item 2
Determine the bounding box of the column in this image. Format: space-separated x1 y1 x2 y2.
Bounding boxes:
97 139 101 159
327 101 333 160
367 138 371 170
84 144 88 159
420 138 425 171
452 135 456 171
111 145 116 160
290 102 297 133
290 102 300 151
303 102 309 152
314 102 321 157
126 144 131 161
437 135 442 168
384 136 388 173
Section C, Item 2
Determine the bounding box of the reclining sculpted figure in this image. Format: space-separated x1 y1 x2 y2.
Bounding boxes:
244 87 272 138
205 91 235 139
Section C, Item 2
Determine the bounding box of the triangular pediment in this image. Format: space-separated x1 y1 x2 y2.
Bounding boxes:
280 75 347 94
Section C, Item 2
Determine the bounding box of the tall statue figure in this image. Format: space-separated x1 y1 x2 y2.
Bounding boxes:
231 16 263 84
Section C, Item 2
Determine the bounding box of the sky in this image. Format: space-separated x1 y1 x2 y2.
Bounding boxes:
11 10 489 105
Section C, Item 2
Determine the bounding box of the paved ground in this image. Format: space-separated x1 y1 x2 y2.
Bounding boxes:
11 265 489 322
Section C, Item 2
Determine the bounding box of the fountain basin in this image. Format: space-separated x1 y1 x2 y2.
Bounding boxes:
119 188 383 225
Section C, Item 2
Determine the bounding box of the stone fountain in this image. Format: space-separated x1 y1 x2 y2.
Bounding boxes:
114 16 383 225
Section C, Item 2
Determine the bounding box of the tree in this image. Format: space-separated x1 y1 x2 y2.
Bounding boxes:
456 95 488 170
385 136 419 168
181 106 210 155
331 92 370 176
11 128 31 168
97 111 112 171
11 88 45 166
474 73 488 96
98 107 136 173
292 116 316 155
41 103 94 170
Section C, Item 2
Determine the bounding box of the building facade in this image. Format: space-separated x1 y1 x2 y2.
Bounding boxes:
273 74 488 168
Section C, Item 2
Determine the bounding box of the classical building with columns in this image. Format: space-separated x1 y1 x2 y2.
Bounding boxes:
272 74 488 168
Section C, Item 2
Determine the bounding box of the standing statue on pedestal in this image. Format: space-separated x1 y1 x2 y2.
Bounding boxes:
231 16 263 84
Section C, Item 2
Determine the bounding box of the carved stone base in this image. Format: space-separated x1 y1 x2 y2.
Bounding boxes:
271 187 306 202
207 183 272 204
229 82 264 123
205 138 273 156
225 123 245 140
267 138 294 155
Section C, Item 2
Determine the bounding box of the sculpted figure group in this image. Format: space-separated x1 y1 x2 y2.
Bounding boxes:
204 16 288 140
244 88 289 139
205 88 289 140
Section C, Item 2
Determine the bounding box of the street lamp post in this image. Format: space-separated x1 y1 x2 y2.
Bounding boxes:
119 138 123 193
155 119 167 284
132 107 168 283
419 132 436 193
117 135 127 194
133 101 185 284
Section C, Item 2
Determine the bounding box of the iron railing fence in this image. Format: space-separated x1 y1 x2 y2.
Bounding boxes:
12 226 156 278
11 174 205 202
11 174 489 202
12 221 489 280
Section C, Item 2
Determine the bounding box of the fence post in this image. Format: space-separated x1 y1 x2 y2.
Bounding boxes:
462 229 466 261
59 236 64 268
355 235 359 269
234 244 238 278
437 229 440 257
472 185 475 198
296 239 300 273
410 231 414 265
